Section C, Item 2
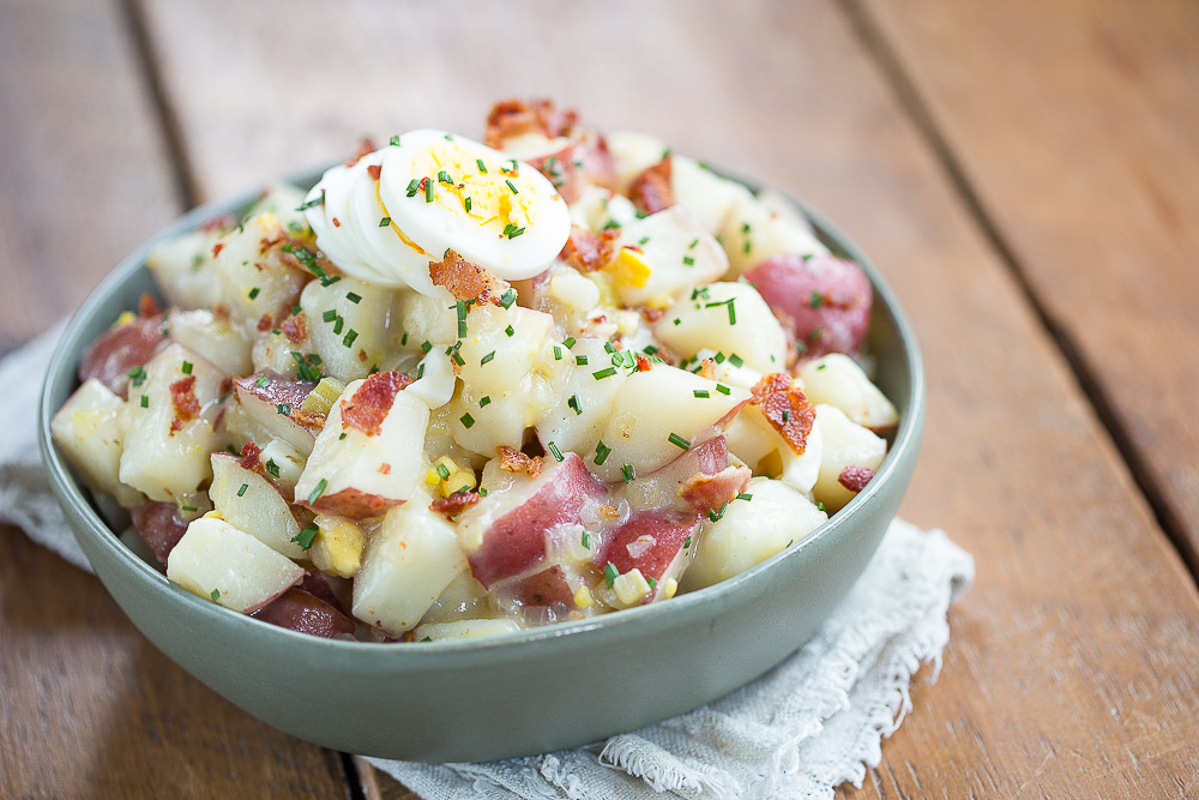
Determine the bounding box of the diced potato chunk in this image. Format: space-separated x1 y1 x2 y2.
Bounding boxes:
608 207 728 308
654 281 787 373
167 308 252 377
208 453 305 559
682 477 827 591
51 379 142 507
301 276 402 382
210 213 308 331
720 191 827 276
811 404 887 512
797 354 899 433
352 500 469 636
669 154 755 235
167 514 304 613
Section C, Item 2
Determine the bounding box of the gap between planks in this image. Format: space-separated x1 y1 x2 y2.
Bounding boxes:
836 0 1199 581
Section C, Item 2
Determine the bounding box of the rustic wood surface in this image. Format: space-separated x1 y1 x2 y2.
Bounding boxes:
3 0 1197 797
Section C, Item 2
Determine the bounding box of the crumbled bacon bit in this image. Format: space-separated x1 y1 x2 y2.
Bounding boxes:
429 249 510 302
257 314 273 332
484 98 577 149
378 463 392 475
169 376 200 423
281 314 308 345
750 373 816 455
497 445 542 479
628 158 674 215
640 307 664 325
635 354 653 372
559 226 618 273
838 466 875 493
367 164 382 181
199 213 235 233
212 303 230 321
332 217 341 228
310 487 401 520
430 491 481 519
137 293 162 319
345 138 377 167
340 371 411 436
697 358 717 380
680 464 752 514
211 242 225 259
239 441 263 471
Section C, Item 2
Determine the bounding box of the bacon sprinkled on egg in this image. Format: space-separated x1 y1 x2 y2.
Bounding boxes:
496 445 543 479
628 157 674 215
429 249 510 302
340 371 411 436
750 373 816 455
559 226 618 273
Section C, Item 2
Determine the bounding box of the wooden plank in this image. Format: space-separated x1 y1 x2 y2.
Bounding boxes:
127 0 1199 796
0 526 351 798
0 0 178 353
856 0 1199 570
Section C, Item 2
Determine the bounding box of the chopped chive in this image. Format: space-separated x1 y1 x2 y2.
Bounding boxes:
438 170 453 185
339 432 347 440
693 389 710 398
342 329 359 348
379 216 391 227
346 291 362 304
682 255 695 266
425 177 434 202
817 501 827 513
604 562 619 588
322 309 337 323
708 502 729 522
502 223 525 239
736 493 753 501
436 463 451 480
265 459 280 478
499 289 517 309
390 134 402 146
333 316 344 335
547 441 564 462
643 345 659 355
668 432 690 450
248 287 261 300
594 440 612 466
255 375 270 388
639 236 650 245
415 363 425 379
450 348 464 366
476 158 487 173
181 361 193 375
808 291 824 309
296 192 325 211
181 504 197 512
563 336 577 349
568 394 582 415
553 345 563 360
592 367 617 380
478 487 488 496
647 576 657 589
715 383 731 395
420 340 432 354
464 196 472 213
140 395 149 408
581 531 591 549
728 353 744 367
504 324 514 337
405 178 420 197
128 367 147 387
728 299 737 325
688 238 699 249
505 179 519 194
481 351 496 366
211 589 221 601
292 523 318 550
308 478 328 505
237 483 249 497
277 403 291 415
575 355 589 366
479 395 491 407
456 300 468 338
460 413 475 429
621 464 636 484
684 535 692 549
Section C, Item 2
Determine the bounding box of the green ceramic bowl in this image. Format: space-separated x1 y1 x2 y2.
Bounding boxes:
38 175 923 762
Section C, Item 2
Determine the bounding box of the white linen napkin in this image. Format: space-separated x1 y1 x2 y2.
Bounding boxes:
6 326 974 800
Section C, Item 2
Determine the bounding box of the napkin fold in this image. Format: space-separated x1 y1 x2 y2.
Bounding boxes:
6 326 973 799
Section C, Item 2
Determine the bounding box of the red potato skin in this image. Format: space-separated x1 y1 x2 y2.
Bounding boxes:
130 501 189 567
234 371 323 433
467 453 607 588
78 316 166 398
595 510 700 582
744 253 872 357
307 487 404 520
250 588 356 638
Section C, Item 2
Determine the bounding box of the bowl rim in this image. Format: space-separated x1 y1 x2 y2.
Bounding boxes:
38 168 924 661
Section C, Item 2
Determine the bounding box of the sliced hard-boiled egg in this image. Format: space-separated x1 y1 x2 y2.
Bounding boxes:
304 130 571 296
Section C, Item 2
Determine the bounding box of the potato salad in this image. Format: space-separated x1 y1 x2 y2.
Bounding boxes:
52 100 898 642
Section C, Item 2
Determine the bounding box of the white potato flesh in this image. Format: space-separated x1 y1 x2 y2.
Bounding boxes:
146 228 223 310
681 477 827 591
118 344 224 503
244 183 310 234
449 303 569 456
654 281 787 373
167 514 304 613
208 453 304 559
232 377 317 457
406 349 456 410
606 130 670 191
797 354 899 432
535 337 627 457
167 308 252 377
397 290 458 351
669 155 755 235
257 438 306 491
610 207 729 308
417 573 490 626
301 276 401 382
352 500 469 636
568 184 639 232
596 364 750 481
249 330 306 377
720 191 827 277
812 404 887 512
412 618 522 642
295 378 429 511
210 213 308 330
723 403 822 495
690 347 763 392
51 379 142 507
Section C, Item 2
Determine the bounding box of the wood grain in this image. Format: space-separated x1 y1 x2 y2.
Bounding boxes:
8 0 1197 796
0 526 351 798
856 0 1199 571
0 0 178 354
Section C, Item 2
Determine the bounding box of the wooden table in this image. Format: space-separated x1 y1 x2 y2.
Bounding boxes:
4 1 1198 796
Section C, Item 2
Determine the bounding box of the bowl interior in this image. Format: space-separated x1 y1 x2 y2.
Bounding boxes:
37 173 924 761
